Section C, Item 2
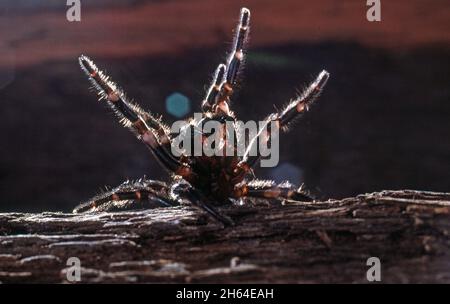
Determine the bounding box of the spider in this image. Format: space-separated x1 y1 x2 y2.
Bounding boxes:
74 7 330 226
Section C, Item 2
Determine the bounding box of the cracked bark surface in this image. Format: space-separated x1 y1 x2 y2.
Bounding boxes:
0 190 449 283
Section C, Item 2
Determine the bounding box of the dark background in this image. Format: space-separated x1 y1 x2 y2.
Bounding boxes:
0 0 449 212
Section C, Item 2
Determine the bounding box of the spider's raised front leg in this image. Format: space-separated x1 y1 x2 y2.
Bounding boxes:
237 70 330 171
74 179 178 213
79 55 193 179
234 179 313 203
170 180 235 226
201 7 250 115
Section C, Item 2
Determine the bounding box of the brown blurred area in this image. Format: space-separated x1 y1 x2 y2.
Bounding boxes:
0 0 449 212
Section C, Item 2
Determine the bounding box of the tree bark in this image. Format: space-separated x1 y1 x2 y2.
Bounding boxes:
1 190 449 283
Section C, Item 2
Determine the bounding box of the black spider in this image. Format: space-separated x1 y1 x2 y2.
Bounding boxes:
74 7 330 226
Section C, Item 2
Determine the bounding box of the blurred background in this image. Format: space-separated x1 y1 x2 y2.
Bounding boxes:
0 0 449 212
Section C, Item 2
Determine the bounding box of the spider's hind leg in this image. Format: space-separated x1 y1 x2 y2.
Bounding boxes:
237 179 314 203
74 179 178 213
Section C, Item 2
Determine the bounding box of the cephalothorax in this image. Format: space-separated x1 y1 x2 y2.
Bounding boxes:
75 8 330 226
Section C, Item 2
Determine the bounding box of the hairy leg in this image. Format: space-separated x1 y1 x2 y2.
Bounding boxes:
234 179 313 202
74 179 178 213
201 7 251 115
201 64 226 112
238 70 330 171
79 55 193 177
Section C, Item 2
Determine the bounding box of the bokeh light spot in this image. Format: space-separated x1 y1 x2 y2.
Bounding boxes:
165 92 191 118
269 162 303 185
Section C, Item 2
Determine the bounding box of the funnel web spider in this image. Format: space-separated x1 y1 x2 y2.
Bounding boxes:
75 8 330 226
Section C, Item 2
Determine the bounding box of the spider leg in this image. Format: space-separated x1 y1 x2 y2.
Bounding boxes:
73 179 178 213
234 179 313 202
201 64 226 112
202 8 250 115
276 70 330 129
237 70 330 171
79 55 193 178
170 180 234 226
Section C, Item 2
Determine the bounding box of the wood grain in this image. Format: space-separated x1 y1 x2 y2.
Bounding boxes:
1 190 449 283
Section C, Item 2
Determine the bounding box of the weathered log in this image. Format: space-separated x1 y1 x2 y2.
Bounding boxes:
0 190 449 283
